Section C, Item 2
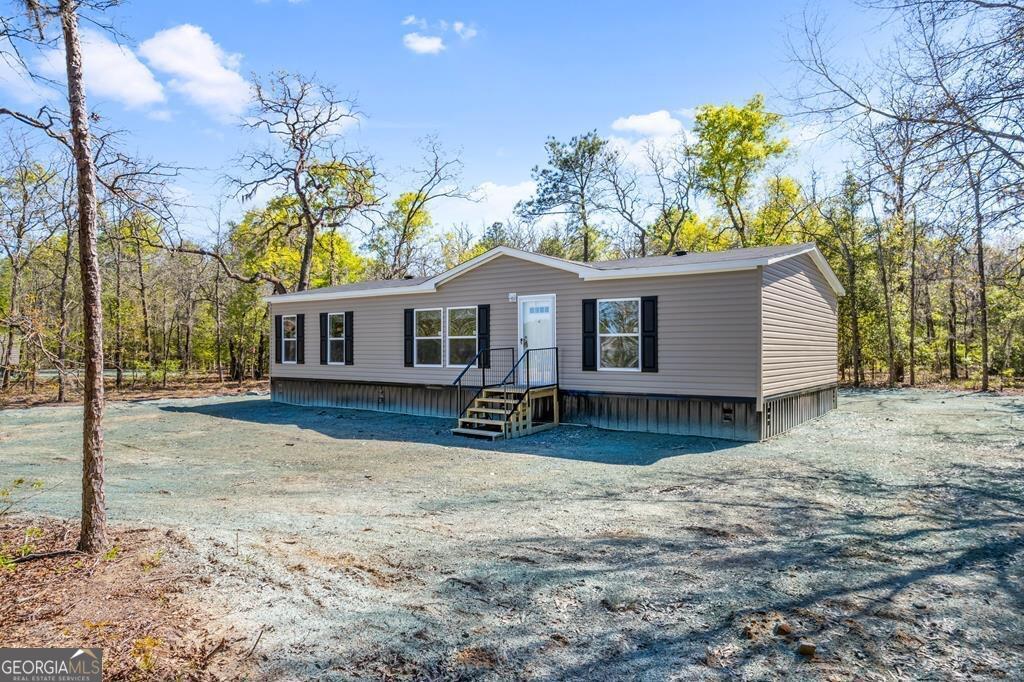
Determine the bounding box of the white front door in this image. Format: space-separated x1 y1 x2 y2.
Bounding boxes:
518 294 556 385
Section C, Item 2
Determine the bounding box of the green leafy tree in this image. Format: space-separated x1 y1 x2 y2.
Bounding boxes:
649 210 729 253
232 195 365 291
692 95 788 246
366 192 434 278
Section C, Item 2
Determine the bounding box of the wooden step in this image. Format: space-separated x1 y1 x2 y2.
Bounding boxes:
451 427 502 440
482 386 526 395
467 407 507 415
473 393 520 403
459 416 507 426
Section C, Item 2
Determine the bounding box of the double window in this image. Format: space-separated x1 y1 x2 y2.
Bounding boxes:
327 312 346 364
598 298 640 371
413 306 478 367
281 314 298 364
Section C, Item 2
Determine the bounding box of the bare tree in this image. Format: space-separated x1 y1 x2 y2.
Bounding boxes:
59 0 107 552
792 2 1023 178
600 140 699 256
234 72 376 292
0 0 112 553
367 138 468 278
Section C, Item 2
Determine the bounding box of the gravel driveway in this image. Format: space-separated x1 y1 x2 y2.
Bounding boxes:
3 389 1022 679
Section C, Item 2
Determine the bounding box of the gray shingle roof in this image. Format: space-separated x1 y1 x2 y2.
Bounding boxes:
586 243 814 269
272 276 431 298
267 243 822 299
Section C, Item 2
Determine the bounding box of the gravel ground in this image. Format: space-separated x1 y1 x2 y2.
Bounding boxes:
2 389 1023 680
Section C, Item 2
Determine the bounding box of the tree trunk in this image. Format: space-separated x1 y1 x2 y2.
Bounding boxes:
297 221 315 291
57 223 73 402
214 272 224 383
908 212 918 386
62 0 107 554
1 267 18 391
846 253 863 387
970 178 990 391
113 238 124 390
874 232 897 387
948 250 958 380
134 239 151 365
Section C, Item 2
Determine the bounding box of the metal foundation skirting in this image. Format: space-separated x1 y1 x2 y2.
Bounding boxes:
560 390 760 441
271 378 838 442
272 378 462 418
760 384 838 440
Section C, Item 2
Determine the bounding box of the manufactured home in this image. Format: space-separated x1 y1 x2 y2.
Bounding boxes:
266 243 843 441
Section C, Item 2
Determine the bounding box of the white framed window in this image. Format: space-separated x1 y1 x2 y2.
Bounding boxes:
327 312 345 364
414 308 443 367
446 306 478 367
281 314 298 364
597 298 641 371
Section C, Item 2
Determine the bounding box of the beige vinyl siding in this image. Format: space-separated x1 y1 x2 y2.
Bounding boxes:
761 253 839 396
270 254 761 397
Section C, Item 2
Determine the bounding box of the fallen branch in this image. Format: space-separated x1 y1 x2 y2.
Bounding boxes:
200 637 226 668
245 626 265 659
12 548 84 564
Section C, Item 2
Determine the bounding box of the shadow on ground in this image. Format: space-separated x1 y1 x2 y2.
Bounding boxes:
273 454 1024 679
6 389 1023 678
159 398 744 465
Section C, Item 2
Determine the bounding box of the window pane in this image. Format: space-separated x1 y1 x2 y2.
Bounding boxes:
416 338 442 365
415 310 441 337
448 307 477 337
282 316 297 339
329 339 345 363
448 338 477 366
599 300 639 334
600 336 639 369
329 314 345 339
283 338 297 362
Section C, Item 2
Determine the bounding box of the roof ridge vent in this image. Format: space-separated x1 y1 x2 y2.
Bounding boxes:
673 249 688 256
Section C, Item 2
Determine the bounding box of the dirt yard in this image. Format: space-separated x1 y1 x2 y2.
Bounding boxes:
2 389 1022 679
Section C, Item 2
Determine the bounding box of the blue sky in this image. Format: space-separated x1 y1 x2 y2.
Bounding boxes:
0 0 883 238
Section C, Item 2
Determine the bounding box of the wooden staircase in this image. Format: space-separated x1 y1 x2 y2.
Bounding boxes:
452 385 559 440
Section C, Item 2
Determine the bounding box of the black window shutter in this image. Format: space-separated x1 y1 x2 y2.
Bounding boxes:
344 311 354 365
296 314 305 364
319 312 328 365
274 314 282 364
404 308 414 367
641 296 658 372
582 299 597 371
477 304 490 368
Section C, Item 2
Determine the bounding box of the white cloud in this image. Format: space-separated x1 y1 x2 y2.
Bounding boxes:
611 110 683 138
147 109 173 122
453 21 478 40
432 180 536 230
401 15 428 29
675 106 698 120
139 24 251 121
36 29 164 109
401 17 475 51
402 33 446 55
